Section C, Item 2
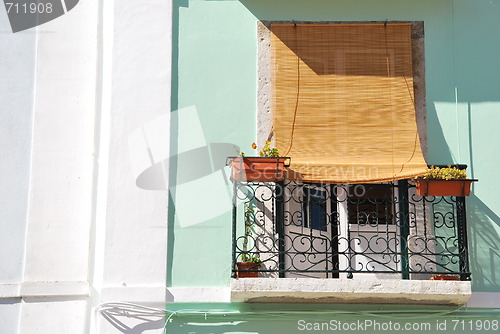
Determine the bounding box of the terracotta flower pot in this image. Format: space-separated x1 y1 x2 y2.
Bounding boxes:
415 179 474 197
236 262 261 278
230 157 288 182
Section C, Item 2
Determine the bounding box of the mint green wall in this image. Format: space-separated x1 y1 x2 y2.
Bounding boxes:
450 0 500 293
170 0 500 292
165 303 499 334
170 0 258 287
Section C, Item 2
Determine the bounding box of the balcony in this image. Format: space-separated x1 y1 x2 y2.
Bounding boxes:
230 180 472 305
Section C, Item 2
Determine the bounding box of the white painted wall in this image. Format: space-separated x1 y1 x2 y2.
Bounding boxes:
18 1 99 333
0 299 21 334
0 4 35 333
0 3 36 285
98 0 171 295
91 0 173 333
1 0 173 331
0 0 176 327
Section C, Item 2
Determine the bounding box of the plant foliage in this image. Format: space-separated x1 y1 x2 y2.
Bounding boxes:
241 202 261 263
422 165 467 180
236 141 280 158
258 141 280 158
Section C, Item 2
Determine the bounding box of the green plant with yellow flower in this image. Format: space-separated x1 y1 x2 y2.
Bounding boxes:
421 165 467 180
237 141 280 157
257 141 279 157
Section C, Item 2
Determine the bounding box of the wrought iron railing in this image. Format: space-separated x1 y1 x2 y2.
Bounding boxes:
231 180 470 280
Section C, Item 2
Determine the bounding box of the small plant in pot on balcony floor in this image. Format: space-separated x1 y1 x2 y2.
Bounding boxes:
236 254 262 278
235 202 262 278
229 141 289 182
414 165 476 197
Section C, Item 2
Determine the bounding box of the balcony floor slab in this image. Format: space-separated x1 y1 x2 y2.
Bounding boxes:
231 278 471 306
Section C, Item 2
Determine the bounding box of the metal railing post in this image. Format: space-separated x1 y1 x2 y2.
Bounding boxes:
398 180 410 279
276 181 285 278
231 181 238 278
457 196 471 281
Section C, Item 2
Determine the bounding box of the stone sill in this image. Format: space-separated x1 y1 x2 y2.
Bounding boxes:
231 278 471 306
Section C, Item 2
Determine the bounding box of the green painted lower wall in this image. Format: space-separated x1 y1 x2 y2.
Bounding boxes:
169 0 500 293
164 303 500 334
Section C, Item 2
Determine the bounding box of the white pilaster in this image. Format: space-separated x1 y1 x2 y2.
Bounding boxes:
20 1 99 333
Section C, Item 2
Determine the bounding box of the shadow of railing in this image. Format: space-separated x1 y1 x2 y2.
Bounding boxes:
467 196 500 291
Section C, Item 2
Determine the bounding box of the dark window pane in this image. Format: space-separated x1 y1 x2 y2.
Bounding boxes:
304 186 327 231
348 184 394 225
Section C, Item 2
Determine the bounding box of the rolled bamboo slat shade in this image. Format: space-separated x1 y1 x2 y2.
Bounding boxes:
271 23 428 183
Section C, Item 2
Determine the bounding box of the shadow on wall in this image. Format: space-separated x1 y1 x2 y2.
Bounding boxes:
166 318 290 334
164 305 471 334
468 196 500 291
98 300 473 333
171 0 189 113
102 316 165 334
97 298 176 334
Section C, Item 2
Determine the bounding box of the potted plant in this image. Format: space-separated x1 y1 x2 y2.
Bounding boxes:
228 141 290 182
236 254 262 278
429 274 461 281
235 203 262 278
414 165 476 197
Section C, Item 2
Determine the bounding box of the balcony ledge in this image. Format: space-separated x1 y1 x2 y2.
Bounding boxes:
231 278 471 306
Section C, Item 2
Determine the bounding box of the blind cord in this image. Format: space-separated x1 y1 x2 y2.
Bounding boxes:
384 24 397 179
283 23 300 157
398 26 422 176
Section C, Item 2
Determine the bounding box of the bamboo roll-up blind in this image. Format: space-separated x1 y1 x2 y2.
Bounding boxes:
271 23 428 183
